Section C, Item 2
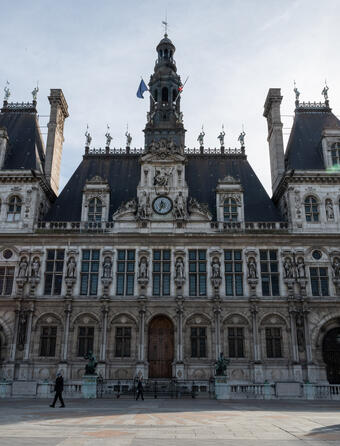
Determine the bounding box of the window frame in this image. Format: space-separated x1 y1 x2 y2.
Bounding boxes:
227 326 245 358
260 250 280 297
39 325 57 357
80 249 100 296
0 265 15 296
77 326 95 357
7 195 22 222
265 327 283 358
224 250 243 296
190 326 207 358
310 266 329 297
304 195 319 222
116 250 135 296
152 249 171 296
44 249 65 296
114 326 132 358
88 197 103 222
188 250 207 297
223 197 238 221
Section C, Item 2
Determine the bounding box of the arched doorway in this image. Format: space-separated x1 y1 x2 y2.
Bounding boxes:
322 327 340 384
148 315 174 378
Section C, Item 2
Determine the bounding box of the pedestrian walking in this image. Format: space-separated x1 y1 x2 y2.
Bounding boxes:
135 378 144 401
50 372 65 408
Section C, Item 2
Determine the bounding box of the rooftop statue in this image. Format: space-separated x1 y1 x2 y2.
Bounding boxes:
32 84 39 102
3 81 10 101
238 130 246 148
85 126 92 147
105 125 112 148
322 83 329 102
217 125 225 147
197 127 205 147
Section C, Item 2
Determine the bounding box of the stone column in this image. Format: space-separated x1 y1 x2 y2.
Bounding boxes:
24 305 34 360
176 298 184 362
10 309 20 361
62 302 72 361
288 305 299 363
136 298 147 378
100 303 108 361
213 301 222 359
250 303 260 361
303 305 313 363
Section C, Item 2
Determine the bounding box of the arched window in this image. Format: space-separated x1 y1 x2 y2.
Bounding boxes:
223 198 238 221
304 196 319 222
331 142 340 166
88 197 102 222
164 48 168 59
161 87 168 103
7 196 22 221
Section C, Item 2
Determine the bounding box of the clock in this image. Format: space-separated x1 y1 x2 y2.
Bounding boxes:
153 196 173 215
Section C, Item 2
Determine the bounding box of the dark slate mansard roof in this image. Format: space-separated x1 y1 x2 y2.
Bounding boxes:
45 152 282 222
285 104 340 170
0 104 45 172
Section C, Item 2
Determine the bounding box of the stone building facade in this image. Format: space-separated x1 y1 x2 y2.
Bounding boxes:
0 33 340 389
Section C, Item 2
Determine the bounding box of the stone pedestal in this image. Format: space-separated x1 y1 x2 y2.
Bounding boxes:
82 374 97 398
253 363 264 383
215 376 229 400
292 364 303 382
0 381 12 398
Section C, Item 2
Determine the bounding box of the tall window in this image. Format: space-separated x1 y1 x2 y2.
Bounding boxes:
161 87 168 102
44 249 65 295
80 250 100 295
115 327 131 357
304 196 319 222
39 326 57 357
7 196 22 221
310 267 329 296
189 250 207 296
116 250 135 296
266 327 282 358
0 266 14 295
223 198 238 221
78 326 94 356
260 250 279 296
191 327 206 358
88 197 103 222
224 250 243 296
331 142 340 165
228 327 244 358
152 249 171 296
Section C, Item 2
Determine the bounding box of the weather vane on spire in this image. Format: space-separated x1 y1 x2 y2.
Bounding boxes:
162 11 168 36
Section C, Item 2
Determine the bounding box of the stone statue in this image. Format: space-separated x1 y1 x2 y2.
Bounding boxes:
238 130 246 148
3 81 10 101
105 127 113 147
325 199 334 220
296 257 306 279
293 82 300 102
332 257 340 278
283 257 294 279
18 257 28 278
85 127 92 147
154 167 173 187
137 191 150 219
125 130 132 147
217 126 225 147
211 258 221 278
175 257 185 280
174 192 186 219
66 257 76 278
18 312 27 347
31 85 39 101
84 351 98 375
322 84 329 102
31 257 40 278
247 257 257 279
215 352 229 376
197 128 205 147
102 257 112 278
138 257 148 279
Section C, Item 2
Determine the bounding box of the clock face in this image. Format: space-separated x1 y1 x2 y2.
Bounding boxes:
153 196 173 215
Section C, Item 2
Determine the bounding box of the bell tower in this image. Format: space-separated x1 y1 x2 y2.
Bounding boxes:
144 33 186 150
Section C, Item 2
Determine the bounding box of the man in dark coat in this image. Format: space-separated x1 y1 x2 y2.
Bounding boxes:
135 378 144 401
50 372 65 408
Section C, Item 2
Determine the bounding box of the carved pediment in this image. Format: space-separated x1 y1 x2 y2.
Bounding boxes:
141 139 185 163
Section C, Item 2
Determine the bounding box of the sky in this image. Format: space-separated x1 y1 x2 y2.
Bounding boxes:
1 0 340 195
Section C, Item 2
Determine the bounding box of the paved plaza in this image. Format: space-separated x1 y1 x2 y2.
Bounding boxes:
0 398 340 445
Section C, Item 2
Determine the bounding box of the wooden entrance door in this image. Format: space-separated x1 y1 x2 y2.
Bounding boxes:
323 327 340 384
148 315 174 378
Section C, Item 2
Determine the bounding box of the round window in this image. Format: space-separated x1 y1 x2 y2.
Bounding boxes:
312 250 322 260
3 249 13 259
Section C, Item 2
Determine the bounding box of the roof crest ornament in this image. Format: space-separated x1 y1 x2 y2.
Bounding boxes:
31 82 39 102
85 125 92 148
293 80 300 107
3 81 10 102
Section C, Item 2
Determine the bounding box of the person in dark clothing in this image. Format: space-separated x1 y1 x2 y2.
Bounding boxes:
135 379 144 400
50 372 65 407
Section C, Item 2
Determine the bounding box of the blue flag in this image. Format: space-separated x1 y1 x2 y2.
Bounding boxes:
136 79 148 98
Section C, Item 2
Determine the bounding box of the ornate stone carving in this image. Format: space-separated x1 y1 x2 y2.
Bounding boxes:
331 256 340 295
283 257 294 279
113 198 137 220
247 257 257 279
174 256 185 291
138 256 149 292
146 138 181 156
294 190 302 219
173 192 186 219
137 192 151 220
188 197 212 220
154 167 173 188
66 257 76 278
296 256 306 279
18 257 28 278
101 256 113 297
325 198 334 220
210 256 222 293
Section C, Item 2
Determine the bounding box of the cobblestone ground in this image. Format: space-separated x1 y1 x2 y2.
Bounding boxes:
0 398 340 445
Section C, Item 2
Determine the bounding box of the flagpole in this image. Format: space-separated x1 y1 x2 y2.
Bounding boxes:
173 75 189 104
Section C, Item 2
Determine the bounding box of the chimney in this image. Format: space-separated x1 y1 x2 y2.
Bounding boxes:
45 89 69 195
0 127 9 169
263 88 285 194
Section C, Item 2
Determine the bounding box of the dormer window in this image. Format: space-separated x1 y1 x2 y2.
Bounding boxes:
304 196 319 222
7 196 22 221
223 197 238 221
331 142 340 166
88 197 103 222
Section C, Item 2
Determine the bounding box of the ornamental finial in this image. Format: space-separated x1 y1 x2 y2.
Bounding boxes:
3 81 10 102
85 125 92 148
293 80 300 105
105 125 112 148
32 82 39 102
321 80 329 103
217 124 225 148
